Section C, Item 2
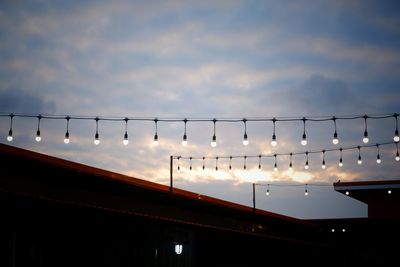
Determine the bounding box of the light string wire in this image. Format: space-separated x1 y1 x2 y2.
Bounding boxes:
2 112 399 145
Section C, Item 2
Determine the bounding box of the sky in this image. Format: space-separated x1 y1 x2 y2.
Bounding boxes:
0 0 400 219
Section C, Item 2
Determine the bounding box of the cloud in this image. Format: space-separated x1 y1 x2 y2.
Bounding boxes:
0 88 56 113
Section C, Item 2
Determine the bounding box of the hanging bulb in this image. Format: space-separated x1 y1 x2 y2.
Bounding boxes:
7 114 13 142
357 146 362 164
321 150 326 169
243 156 247 171
229 156 232 172
35 115 42 142
339 148 343 167
363 115 369 143
388 189 392 194
153 134 159 146
243 133 249 146
215 157 219 171
189 157 192 171
182 119 188 146
35 129 41 142
332 117 339 144
301 133 307 146
271 118 277 146
123 132 129 145
64 131 70 144
258 155 262 170
266 185 270 196
211 119 217 147
394 114 399 142
301 118 307 146
345 191 349 195
304 185 309 196
305 160 309 170
211 135 217 147
273 154 278 171
271 134 277 147
396 151 399 161
182 134 187 146
289 153 293 171
94 132 100 145
376 145 381 164
202 157 205 170
7 129 13 142
332 132 339 145
242 119 249 146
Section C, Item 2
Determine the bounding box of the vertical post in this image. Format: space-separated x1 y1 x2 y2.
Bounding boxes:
170 155 173 192
252 183 256 214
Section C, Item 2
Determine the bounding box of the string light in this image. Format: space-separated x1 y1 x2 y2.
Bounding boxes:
1 112 398 147
123 118 129 145
174 141 398 173
242 119 249 146
64 116 70 144
388 189 392 194
396 143 400 161
7 113 13 142
271 118 277 146
345 191 349 195
35 115 42 142
266 184 270 196
339 148 343 167
363 115 369 143
94 117 100 145
301 118 307 146
189 157 192 171
376 144 381 164
305 184 309 196
332 117 339 144
215 156 219 171
211 119 217 148
394 113 399 142
304 151 309 170
153 119 159 146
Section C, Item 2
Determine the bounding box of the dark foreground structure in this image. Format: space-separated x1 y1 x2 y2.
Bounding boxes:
0 143 399 266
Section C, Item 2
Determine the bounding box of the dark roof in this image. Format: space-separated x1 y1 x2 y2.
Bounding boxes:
0 143 319 243
334 180 400 203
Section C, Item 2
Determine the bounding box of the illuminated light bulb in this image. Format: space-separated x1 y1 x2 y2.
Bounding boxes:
289 164 293 171
394 132 400 142
357 157 362 165
153 134 159 146
342 229 346 233
274 164 278 172
64 132 70 144
211 135 217 147
304 161 309 170
363 131 369 143
94 133 100 145
345 191 349 195
339 161 343 167
332 138 339 145
243 133 249 146
331 229 335 233
266 189 270 196
271 134 277 147
305 189 308 196
301 134 307 146
322 162 326 169
123 133 129 145
376 156 381 164
395 152 399 161
175 244 183 255
7 129 13 142
388 189 392 194
35 130 41 142
182 134 187 146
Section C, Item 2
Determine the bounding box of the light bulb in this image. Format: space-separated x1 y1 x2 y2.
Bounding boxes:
388 190 392 194
153 134 159 146
211 135 217 147
345 191 349 195
305 190 308 196
332 138 339 145
357 159 362 165
64 131 70 144
243 133 248 146
35 130 41 142
182 134 187 146
271 134 277 147
289 166 293 172
396 152 400 161
376 157 381 164
322 163 326 169
7 129 13 142
394 129 399 142
339 161 343 167
305 162 309 170
301 140 307 146
363 137 369 143
94 133 100 145
123 132 129 145
266 190 270 196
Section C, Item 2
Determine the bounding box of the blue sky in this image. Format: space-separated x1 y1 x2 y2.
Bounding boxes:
1 0 400 219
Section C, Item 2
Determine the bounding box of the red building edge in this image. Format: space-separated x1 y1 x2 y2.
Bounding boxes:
334 179 400 219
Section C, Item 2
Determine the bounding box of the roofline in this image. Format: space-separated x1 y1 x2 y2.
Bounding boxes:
334 180 400 187
0 143 300 223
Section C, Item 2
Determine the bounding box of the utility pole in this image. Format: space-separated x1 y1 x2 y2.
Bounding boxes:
169 155 173 192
